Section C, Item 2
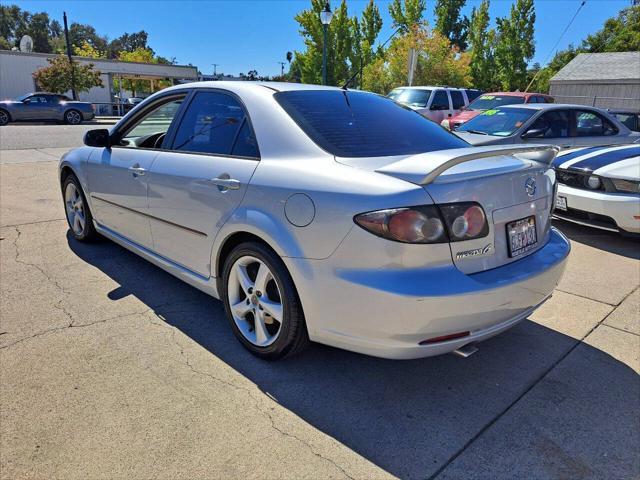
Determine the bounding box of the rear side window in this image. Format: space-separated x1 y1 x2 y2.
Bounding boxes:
450 90 465 109
575 111 618 137
231 120 260 158
274 90 468 158
430 90 450 110
172 91 247 156
465 89 482 102
527 96 538 104
614 113 638 131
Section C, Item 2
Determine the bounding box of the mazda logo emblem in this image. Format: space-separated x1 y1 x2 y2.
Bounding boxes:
525 177 536 197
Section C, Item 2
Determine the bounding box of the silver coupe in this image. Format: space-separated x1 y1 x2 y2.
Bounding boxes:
0 92 95 125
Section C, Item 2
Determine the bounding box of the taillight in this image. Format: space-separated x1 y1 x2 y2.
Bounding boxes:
439 202 489 242
354 202 489 244
354 206 447 244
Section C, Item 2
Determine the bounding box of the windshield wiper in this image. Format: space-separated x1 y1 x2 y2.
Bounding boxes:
464 129 489 135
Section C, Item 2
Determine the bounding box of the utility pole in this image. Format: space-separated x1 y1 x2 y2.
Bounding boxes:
212 63 219 77
63 12 77 100
277 62 286 76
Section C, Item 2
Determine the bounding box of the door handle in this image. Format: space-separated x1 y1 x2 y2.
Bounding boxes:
210 176 240 191
128 165 146 176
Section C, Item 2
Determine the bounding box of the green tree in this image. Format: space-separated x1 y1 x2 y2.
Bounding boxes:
107 31 152 58
584 5 640 52
467 0 497 91
434 0 469 50
362 26 471 94
32 55 103 94
360 0 383 65
293 0 355 85
494 0 535 90
388 0 426 32
73 41 106 58
68 23 108 53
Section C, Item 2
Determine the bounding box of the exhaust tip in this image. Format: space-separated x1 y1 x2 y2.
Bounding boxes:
453 344 478 358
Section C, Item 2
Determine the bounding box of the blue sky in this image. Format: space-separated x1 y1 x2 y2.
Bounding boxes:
15 0 627 77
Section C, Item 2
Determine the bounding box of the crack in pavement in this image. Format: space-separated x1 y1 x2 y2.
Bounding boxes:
12 225 77 327
147 316 355 480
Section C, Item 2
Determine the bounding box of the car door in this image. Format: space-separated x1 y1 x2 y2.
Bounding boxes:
427 89 451 124
573 109 625 146
86 93 187 249
449 90 466 117
20 95 49 120
520 109 573 148
145 90 259 277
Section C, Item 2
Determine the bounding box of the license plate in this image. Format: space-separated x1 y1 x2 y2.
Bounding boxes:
555 196 567 211
507 216 538 258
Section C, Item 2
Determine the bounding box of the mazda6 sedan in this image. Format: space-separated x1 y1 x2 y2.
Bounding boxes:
59 82 570 360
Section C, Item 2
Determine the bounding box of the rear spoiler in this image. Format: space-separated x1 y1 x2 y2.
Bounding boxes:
375 144 560 185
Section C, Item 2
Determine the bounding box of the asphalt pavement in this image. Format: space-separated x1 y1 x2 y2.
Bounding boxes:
0 124 638 479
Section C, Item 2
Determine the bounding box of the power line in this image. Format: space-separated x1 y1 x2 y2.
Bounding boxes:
525 0 586 92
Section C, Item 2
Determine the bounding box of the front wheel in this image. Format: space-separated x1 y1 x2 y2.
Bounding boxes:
64 109 83 125
62 174 97 241
0 109 10 126
221 242 309 360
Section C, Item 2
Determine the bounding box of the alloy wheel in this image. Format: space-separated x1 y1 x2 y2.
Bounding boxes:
227 255 283 347
0 110 8 126
65 182 86 235
66 110 81 125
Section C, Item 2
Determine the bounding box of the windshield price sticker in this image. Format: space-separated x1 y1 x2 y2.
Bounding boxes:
479 95 495 100
483 109 498 116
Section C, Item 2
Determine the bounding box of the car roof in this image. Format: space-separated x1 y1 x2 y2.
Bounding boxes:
497 103 603 111
481 91 550 97
390 85 468 91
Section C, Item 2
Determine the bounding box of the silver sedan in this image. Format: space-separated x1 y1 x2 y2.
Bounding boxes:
59 82 570 360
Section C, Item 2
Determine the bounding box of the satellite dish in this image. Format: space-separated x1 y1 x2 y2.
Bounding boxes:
19 35 33 53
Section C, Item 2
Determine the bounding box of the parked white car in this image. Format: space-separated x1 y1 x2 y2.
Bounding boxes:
59 82 570 360
388 86 481 124
552 144 640 235
455 104 639 147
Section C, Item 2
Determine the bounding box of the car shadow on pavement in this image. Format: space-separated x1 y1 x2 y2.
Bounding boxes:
67 233 640 480
552 219 639 260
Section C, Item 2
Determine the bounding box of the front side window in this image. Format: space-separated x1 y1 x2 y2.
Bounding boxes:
525 110 571 138
614 113 638 131
171 91 249 156
430 90 450 110
120 97 184 148
274 90 468 158
458 107 535 137
576 111 618 136
450 90 465 109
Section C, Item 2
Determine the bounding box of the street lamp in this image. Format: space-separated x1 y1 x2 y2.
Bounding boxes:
320 2 333 85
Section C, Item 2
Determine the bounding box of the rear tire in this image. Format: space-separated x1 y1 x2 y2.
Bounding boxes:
62 174 97 241
0 109 10 126
64 109 83 125
221 242 310 360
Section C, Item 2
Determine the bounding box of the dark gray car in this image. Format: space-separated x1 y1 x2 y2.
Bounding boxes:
0 92 95 126
454 104 639 147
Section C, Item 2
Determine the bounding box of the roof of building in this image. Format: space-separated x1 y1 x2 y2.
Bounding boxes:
550 52 640 82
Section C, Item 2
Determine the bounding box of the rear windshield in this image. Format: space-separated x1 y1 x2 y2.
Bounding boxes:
274 90 468 158
468 95 526 111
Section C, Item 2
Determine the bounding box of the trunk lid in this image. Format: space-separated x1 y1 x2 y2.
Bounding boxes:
338 145 558 274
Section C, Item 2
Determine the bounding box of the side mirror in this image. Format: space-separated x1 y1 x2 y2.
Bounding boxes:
22 98 31 104
84 129 111 148
522 127 547 139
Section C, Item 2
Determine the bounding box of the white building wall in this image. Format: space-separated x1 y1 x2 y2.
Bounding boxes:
0 50 197 103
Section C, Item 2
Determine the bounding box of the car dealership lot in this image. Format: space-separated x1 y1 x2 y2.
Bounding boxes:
1 126 638 479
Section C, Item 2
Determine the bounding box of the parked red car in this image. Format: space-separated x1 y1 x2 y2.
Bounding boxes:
441 92 554 130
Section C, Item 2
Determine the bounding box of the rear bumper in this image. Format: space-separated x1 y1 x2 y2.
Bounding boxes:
285 228 570 359
555 184 640 234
